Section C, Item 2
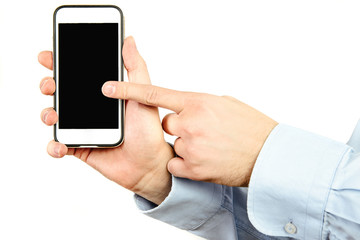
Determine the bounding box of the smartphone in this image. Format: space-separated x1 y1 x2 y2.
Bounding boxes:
53 5 124 147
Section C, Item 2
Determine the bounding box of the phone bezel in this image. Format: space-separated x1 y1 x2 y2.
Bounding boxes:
53 5 124 148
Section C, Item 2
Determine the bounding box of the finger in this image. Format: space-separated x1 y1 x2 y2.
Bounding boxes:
173 137 186 158
162 113 181 136
122 36 151 84
66 148 76 156
102 82 185 113
40 77 56 95
41 108 58 126
47 140 68 158
167 157 192 179
38 51 53 70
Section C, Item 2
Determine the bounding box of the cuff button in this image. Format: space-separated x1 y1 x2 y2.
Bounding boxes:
284 222 297 234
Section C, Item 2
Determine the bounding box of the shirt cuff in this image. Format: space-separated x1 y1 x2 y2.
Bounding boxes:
247 124 351 239
134 175 223 231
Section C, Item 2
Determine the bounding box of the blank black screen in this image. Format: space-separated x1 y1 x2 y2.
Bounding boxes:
58 23 119 129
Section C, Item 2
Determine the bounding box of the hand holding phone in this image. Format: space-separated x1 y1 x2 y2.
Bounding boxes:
39 8 174 204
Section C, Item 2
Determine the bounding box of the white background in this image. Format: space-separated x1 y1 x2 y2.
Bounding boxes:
1 0 360 239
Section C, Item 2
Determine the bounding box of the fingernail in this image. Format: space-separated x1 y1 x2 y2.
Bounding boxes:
43 110 49 123
103 83 115 96
40 79 48 89
54 145 61 157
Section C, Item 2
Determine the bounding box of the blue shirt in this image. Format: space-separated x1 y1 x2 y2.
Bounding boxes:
134 122 360 239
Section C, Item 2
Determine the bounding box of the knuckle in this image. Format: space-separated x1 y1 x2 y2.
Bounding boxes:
188 96 211 114
188 148 204 165
145 86 158 105
140 57 148 70
222 95 238 102
186 143 197 156
182 120 201 137
120 83 128 99
189 165 204 181
222 95 232 99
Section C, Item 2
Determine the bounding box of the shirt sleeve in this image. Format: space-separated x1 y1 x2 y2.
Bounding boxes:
134 176 289 240
134 176 238 240
322 121 360 239
247 122 359 239
134 122 360 240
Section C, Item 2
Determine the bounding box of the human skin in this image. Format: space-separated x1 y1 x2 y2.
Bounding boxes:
102 82 278 187
40 35 278 204
39 36 174 205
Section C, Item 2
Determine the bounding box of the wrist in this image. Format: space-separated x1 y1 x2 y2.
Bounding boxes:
133 143 174 205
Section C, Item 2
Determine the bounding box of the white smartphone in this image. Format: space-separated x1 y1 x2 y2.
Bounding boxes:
53 5 124 147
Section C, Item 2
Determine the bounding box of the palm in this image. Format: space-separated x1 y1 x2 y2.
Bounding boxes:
72 100 165 189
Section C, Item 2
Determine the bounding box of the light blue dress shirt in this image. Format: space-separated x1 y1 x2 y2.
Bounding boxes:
135 121 360 240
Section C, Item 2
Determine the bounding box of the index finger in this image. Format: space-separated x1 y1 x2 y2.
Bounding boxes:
102 82 185 113
38 51 53 70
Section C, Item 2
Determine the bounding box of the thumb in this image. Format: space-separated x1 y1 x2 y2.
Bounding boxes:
122 36 151 84
167 157 192 179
